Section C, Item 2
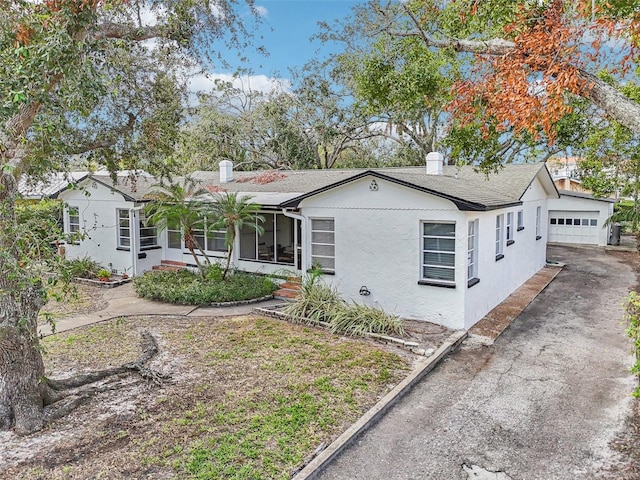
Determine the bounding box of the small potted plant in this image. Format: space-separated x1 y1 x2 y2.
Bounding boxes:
121 267 131 280
97 268 111 282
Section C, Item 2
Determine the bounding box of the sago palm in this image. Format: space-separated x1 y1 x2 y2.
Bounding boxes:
209 192 264 280
144 177 212 276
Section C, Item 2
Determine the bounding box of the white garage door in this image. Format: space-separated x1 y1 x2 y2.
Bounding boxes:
548 210 600 245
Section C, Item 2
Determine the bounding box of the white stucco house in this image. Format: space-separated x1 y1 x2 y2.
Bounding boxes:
38 157 569 330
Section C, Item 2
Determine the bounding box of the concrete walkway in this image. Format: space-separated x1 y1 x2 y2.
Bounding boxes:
38 282 284 336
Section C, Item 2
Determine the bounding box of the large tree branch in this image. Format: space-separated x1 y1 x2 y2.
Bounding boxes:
68 113 136 155
91 22 165 41
388 29 640 136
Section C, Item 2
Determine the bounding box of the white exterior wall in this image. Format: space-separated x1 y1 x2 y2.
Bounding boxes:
463 179 549 329
547 195 613 246
58 181 163 276
299 177 468 330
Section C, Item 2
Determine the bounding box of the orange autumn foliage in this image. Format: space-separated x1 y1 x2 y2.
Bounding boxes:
446 0 640 143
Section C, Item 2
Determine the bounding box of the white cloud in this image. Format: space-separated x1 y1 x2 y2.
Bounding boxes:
188 72 290 95
254 5 268 18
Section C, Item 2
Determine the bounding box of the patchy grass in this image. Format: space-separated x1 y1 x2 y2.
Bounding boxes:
3 315 410 479
38 283 107 322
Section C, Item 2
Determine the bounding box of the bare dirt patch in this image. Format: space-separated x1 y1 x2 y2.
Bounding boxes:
1 314 414 479
39 283 108 321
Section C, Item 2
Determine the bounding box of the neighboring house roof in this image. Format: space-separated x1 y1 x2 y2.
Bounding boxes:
193 163 557 211
18 172 88 199
87 174 157 202
558 189 617 203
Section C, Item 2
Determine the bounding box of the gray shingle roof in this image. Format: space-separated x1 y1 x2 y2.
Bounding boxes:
558 189 617 203
89 174 157 201
191 163 556 211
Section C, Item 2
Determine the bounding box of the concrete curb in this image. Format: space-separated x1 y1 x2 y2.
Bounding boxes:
291 329 468 480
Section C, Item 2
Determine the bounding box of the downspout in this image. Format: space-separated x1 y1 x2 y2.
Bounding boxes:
281 208 305 273
130 206 144 277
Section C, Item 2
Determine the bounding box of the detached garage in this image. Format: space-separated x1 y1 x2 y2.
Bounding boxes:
547 191 615 247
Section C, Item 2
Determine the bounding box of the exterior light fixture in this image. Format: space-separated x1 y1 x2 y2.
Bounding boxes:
359 286 371 296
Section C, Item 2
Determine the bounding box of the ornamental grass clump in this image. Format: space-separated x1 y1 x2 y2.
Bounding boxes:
283 280 344 325
330 302 405 337
284 273 404 337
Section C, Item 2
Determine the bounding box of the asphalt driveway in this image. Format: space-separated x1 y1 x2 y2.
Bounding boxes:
318 245 637 480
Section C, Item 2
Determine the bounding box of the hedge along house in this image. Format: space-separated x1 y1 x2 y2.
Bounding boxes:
56 172 163 277
188 157 559 330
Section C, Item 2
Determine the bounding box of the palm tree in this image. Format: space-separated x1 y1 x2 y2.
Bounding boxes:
209 192 264 280
144 177 212 276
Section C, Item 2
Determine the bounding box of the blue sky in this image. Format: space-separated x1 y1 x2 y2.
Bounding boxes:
189 1 362 95
249 0 361 78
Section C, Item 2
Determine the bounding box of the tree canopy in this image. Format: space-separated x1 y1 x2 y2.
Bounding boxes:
0 0 259 436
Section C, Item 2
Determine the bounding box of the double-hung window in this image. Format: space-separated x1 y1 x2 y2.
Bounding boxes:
495 214 504 260
535 206 542 240
467 219 479 287
117 209 130 248
193 219 226 253
139 211 157 248
67 206 80 234
421 222 456 285
506 212 514 246
517 210 524 231
310 218 335 273
167 221 181 249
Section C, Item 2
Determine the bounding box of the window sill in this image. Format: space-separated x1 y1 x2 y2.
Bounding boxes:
116 247 130 252
517 226 525 231
141 245 162 251
506 240 515 246
495 254 504 261
307 268 335 275
536 235 542 240
417 280 455 289
467 278 480 288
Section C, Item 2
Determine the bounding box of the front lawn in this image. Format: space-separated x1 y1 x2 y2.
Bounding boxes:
134 268 278 305
1 315 410 479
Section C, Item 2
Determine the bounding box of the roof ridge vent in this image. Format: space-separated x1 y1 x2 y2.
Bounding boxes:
426 151 444 175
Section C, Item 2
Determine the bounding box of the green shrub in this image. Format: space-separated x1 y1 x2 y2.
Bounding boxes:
133 269 277 305
63 256 104 280
283 274 404 337
625 291 640 397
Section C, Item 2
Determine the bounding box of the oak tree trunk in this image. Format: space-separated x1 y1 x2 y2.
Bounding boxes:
0 171 52 434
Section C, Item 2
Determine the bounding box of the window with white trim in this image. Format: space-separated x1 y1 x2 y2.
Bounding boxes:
67 206 80 234
506 212 514 245
421 222 456 284
167 220 181 249
139 211 157 248
517 209 524 231
117 209 130 248
194 220 226 253
495 214 504 259
310 218 335 272
467 219 479 287
535 206 542 239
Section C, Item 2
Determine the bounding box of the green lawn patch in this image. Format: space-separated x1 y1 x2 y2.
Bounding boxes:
7 315 410 479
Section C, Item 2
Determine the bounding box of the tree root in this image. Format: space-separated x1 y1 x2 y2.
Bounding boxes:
41 330 168 422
